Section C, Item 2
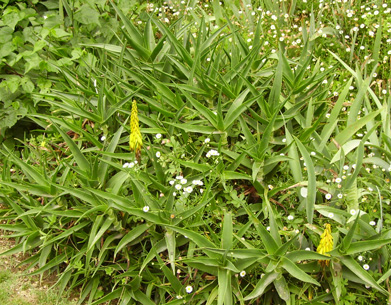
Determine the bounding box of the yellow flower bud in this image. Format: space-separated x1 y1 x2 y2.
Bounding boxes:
129 100 142 162
317 223 333 266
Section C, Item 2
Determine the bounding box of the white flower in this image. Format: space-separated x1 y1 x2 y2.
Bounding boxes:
204 138 210 143
343 165 349 170
266 226 270 231
122 163 130 168
337 193 343 199
184 186 193 193
173 192 177 196
305 247 311 251
325 113 331 118
169 180 175 185
180 178 187 185
156 133 162 139
310 152 316 156
128 162 135 168
282 138 287 143
239 270 246 277
200 189 204 194
363 264 370 270
350 209 357 216
176 295 183 299
176 175 183 180
287 215 294 221
369 221 376 226
175 184 182 190
328 213 334 218
192 180 203 186
156 151 161 158
335 178 342 183
185 286 193 293
206 149 219 157
143 206 150 212
300 187 308 198
358 255 363 261
325 193 332 200
100 135 107 141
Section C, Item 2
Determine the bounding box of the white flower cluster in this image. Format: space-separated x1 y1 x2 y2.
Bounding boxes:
169 176 204 195
192 180 204 186
206 149 220 158
123 162 136 168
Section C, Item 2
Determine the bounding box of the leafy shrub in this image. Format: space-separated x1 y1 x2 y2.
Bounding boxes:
1 1 391 304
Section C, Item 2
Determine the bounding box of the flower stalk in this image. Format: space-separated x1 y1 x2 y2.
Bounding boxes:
317 223 333 266
129 100 142 163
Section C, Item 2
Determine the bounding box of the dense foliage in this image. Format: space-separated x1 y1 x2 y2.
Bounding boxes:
1 0 391 304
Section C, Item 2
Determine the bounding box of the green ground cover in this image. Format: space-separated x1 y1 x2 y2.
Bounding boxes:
1 0 391 304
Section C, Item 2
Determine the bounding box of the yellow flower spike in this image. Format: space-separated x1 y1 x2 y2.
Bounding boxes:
317 223 333 267
129 100 142 163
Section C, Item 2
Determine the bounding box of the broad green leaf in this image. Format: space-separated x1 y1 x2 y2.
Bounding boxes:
244 272 279 300
51 122 91 175
114 224 150 257
345 239 391 255
295 137 316 224
340 256 388 295
221 212 233 250
281 257 320 286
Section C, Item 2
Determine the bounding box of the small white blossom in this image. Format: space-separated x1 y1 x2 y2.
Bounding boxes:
287 215 294 221
363 264 370 270
192 180 204 186
337 193 343 199
300 187 308 198
123 163 130 168
239 271 246 277
180 178 187 185
100 135 106 141
358 255 363 261
206 149 220 157
325 193 332 200
143 206 150 212
369 221 376 226
175 184 182 190
328 213 334 218
185 286 193 293
305 247 311 251
156 151 161 158
335 178 342 183
184 186 193 193
350 209 357 216
156 133 162 139
176 175 183 180
169 180 175 185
